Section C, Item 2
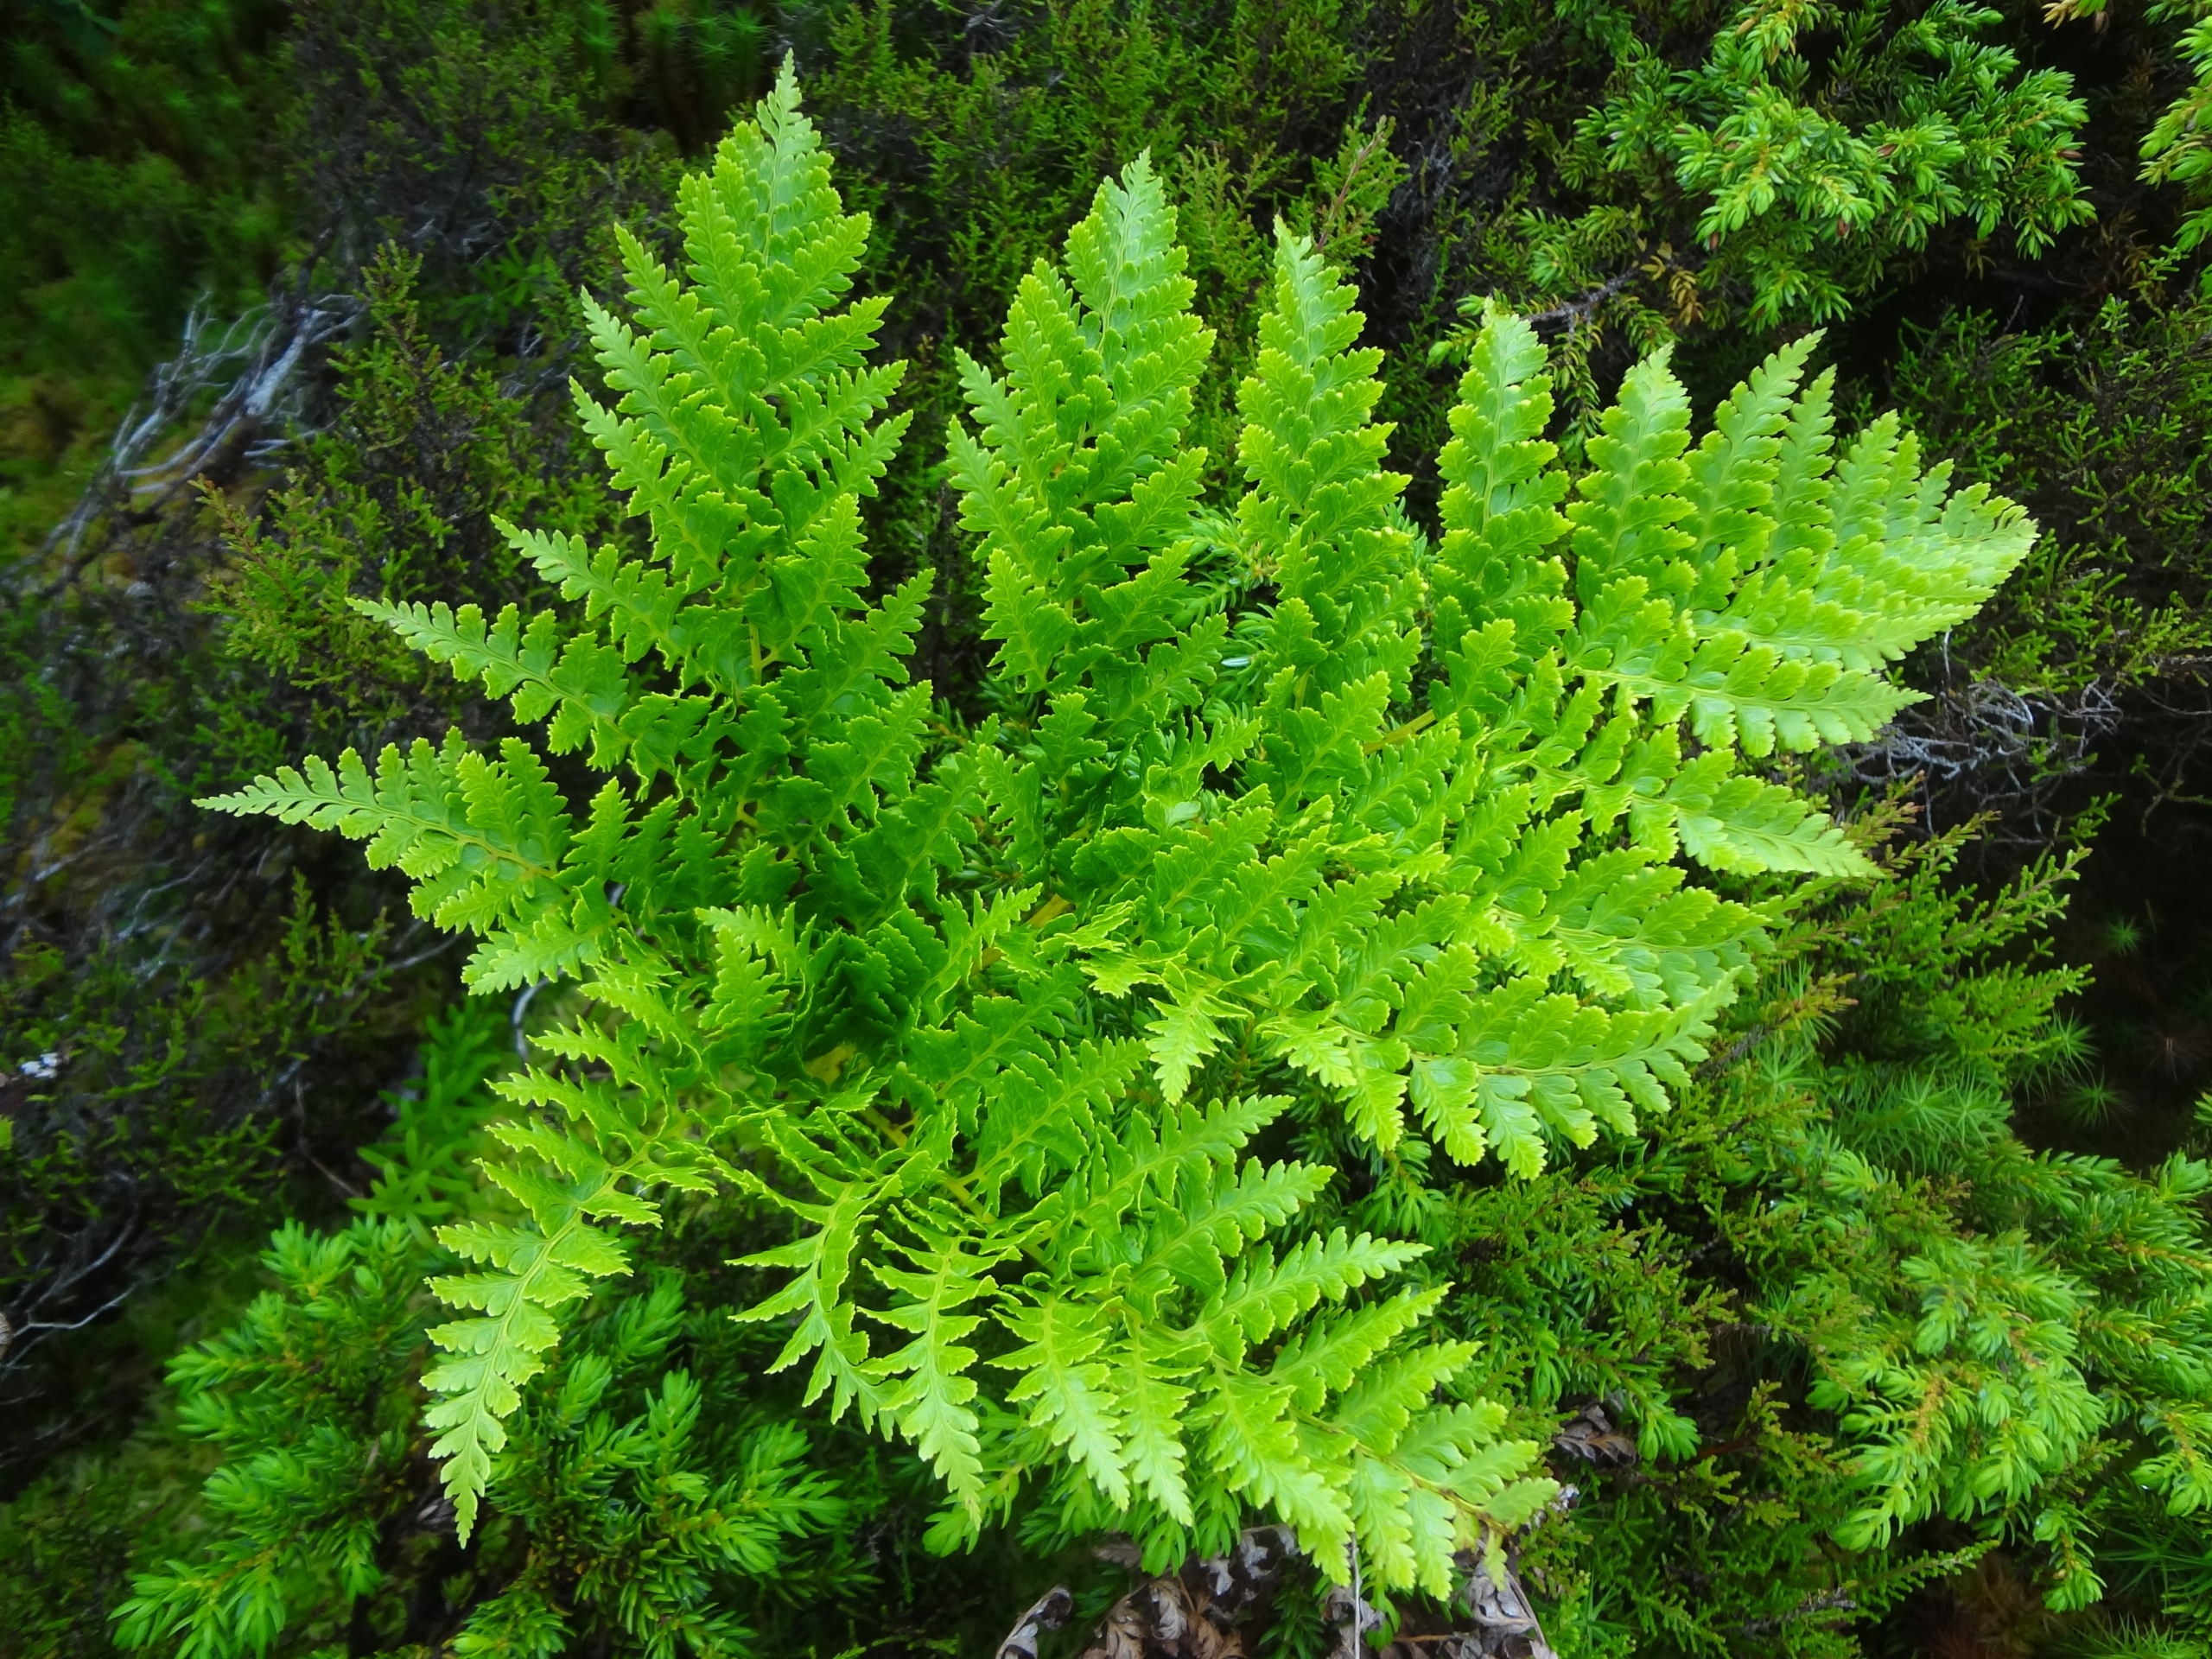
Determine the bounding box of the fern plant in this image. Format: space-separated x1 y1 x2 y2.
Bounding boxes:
200 65 2036 1593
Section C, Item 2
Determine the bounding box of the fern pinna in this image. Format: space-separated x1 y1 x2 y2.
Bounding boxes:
202 68 2033 1590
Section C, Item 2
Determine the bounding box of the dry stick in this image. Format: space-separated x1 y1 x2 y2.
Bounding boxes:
39 264 356 593
1525 265 1641 334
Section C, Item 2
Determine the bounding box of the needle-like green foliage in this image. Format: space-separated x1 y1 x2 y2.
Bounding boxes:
110 1224 849 1657
1550 0 2094 326
199 65 2034 1591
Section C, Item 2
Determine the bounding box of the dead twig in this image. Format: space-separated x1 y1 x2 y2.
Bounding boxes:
1525 266 1640 335
39 266 357 592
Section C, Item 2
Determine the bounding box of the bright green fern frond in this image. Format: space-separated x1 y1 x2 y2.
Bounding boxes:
998 1295 1128 1509
1679 330 1819 594
201 734 578 966
423 1187 636 1541
1268 1287 1452 1413
357 599 632 766
956 154 1215 726
1433 314 1573 685
1567 346 1695 601
868 1234 999 1510
1198 1232 1430 1362
1235 228 1421 708
200 66 934 1542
